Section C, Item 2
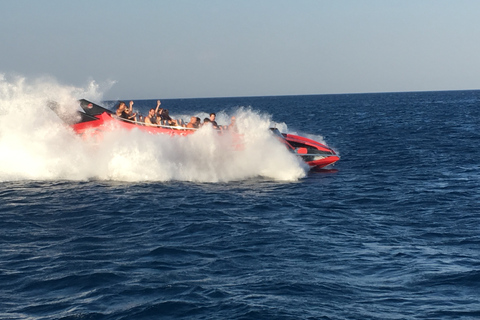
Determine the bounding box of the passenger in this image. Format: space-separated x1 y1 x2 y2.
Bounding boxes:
162 109 173 125
116 101 128 118
209 113 220 129
186 116 200 129
126 100 137 121
157 109 166 125
144 108 157 126
186 116 195 128
155 100 162 118
116 101 137 121
228 116 237 131
203 118 211 126
116 101 125 117
152 100 168 125
161 109 183 126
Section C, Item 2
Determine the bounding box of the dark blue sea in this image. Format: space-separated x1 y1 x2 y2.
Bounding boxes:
1 90 480 319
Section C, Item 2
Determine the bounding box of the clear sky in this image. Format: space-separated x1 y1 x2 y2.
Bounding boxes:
1 0 480 99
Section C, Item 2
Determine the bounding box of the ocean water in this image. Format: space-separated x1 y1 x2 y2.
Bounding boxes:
1 79 480 319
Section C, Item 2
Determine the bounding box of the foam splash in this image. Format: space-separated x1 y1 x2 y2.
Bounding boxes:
0 74 307 182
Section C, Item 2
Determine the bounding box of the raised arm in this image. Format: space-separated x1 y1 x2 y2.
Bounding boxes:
155 100 162 114
128 100 134 113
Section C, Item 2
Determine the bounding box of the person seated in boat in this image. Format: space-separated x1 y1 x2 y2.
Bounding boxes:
186 116 200 129
160 109 183 127
153 100 172 125
202 118 211 127
154 100 163 119
209 113 220 129
228 116 237 131
144 108 157 126
159 108 172 125
116 101 128 118
126 100 137 121
155 108 164 124
116 101 137 121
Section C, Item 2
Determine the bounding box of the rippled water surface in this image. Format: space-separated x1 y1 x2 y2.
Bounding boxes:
2 91 480 319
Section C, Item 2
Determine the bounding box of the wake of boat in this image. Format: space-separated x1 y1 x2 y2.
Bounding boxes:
0 74 307 182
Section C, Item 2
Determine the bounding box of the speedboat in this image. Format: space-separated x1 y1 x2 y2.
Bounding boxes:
51 99 339 169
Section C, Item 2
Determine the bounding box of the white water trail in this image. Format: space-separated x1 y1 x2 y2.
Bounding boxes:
0 74 307 182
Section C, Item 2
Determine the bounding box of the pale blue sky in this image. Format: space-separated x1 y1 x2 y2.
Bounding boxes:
1 0 480 99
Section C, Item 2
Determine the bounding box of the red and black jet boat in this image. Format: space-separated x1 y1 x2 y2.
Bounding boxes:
52 99 339 169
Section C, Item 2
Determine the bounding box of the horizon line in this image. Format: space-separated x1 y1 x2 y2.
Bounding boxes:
106 88 480 101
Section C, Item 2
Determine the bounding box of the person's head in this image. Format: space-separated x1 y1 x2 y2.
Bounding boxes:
204 118 211 123
189 116 196 123
195 117 201 124
118 101 126 111
209 113 216 121
149 108 155 116
230 116 236 123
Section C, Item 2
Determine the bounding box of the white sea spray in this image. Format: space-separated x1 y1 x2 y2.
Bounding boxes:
0 74 307 182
